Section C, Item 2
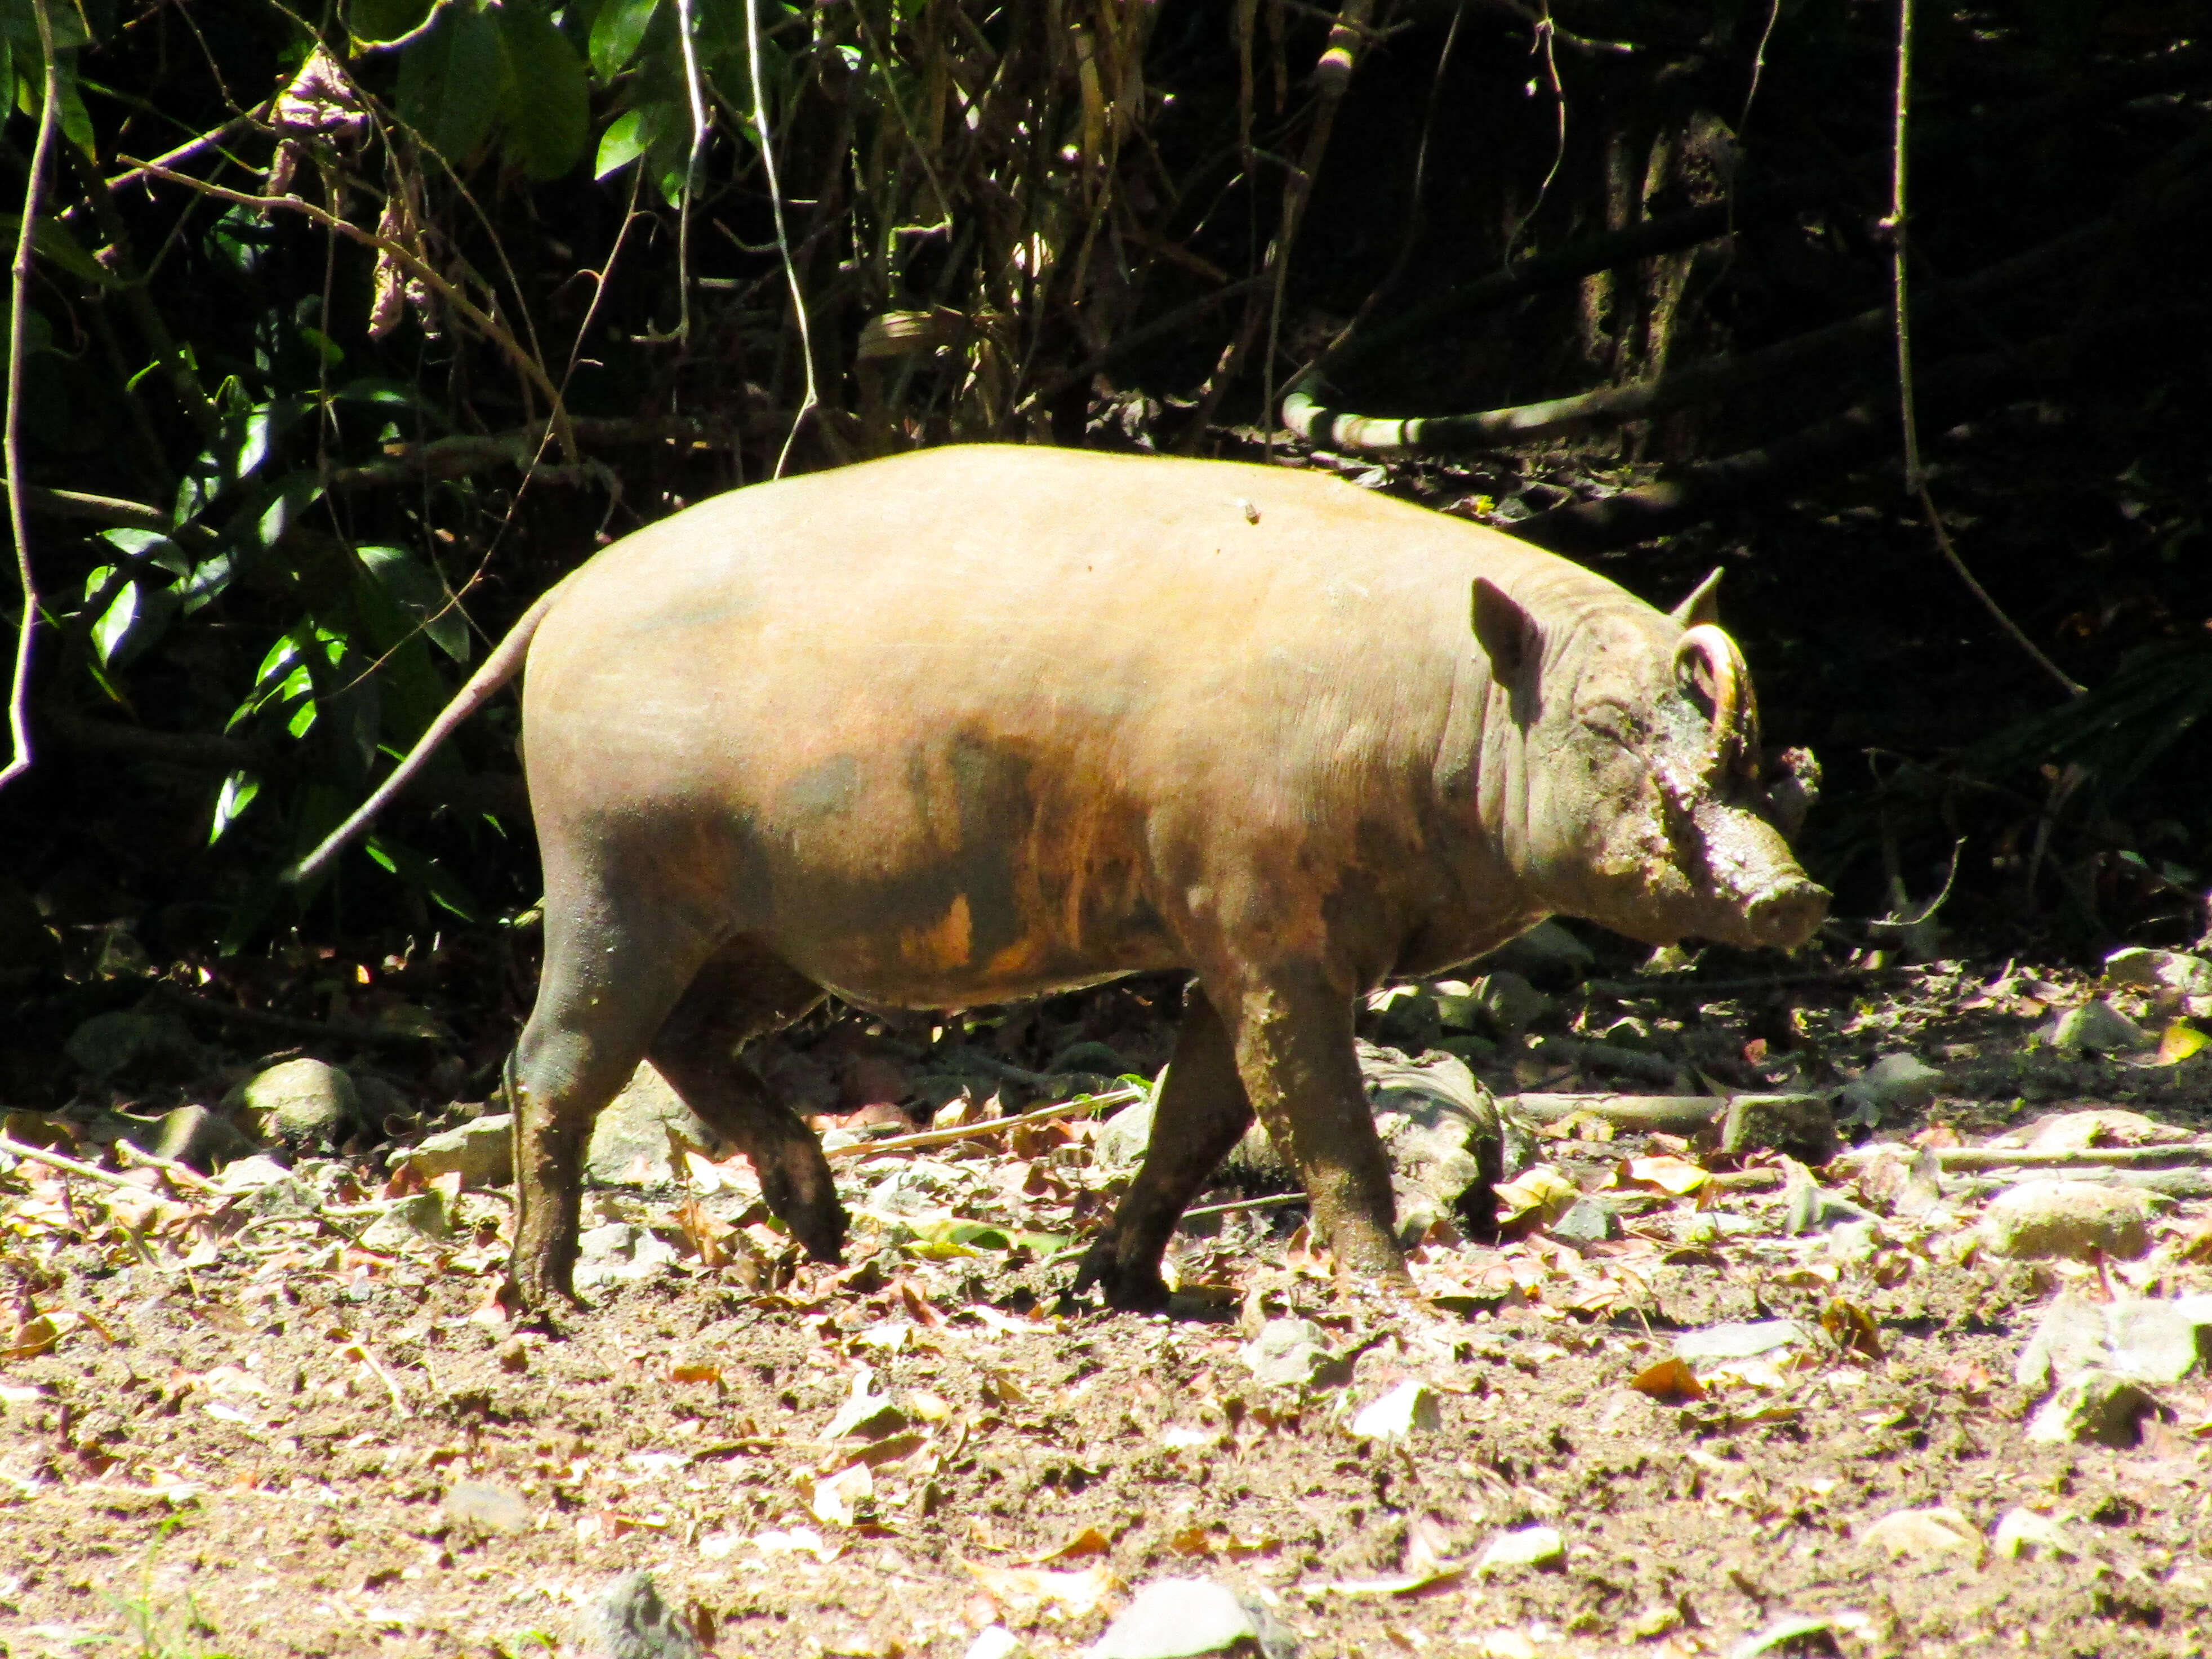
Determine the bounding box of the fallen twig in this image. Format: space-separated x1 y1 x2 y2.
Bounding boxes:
1530 1037 1681 1088
1511 1093 1723 1133
1934 1144 2212 1172
1180 1191 1309 1224
825 1087 1143 1162
0 1129 215 1193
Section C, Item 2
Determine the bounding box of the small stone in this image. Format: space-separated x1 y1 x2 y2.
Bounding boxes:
568 1571 701 1659
1859 1506 1980 1562
966 1629 1025 1659
1674 1320 1804 1366
1097 1098 1155 1168
584 1062 728 1186
571 1222 681 1291
357 1191 452 1252
2026 1367 2158 1447
1991 1506 2077 1561
134 1104 257 1172
1474 920 1595 989
2106 1296 2212 1382
825 1369 906 1440
1979 1179 2156 1261
1824 1218 1882 1262
2041 1000 2153 1055
1720 1094 1837 1162
1090 1578 1273 1659
1550 1198 1621 1243
1472 971 1551 1038
1367 985 1441 1053
229 1058 359 1151
64 1010 201 1082
1241 1319 1334 1390
1782 1171 1876 1235
1350 1380 1439 1443
1837 1053 1944 1128
392 1113 514 1187
2104 947 2212 1012
1476 1525 1565 1573
442 1480 531 1534
2013 1292 2111 1391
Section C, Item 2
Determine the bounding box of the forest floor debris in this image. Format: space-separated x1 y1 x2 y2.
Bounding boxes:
5 951 2212 1655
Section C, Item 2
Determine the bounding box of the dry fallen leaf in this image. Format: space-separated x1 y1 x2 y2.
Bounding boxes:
1631 1358 1707 1403
1821 1300 1884 1360
1621 1155 1708 1197
960 1559 1117 1618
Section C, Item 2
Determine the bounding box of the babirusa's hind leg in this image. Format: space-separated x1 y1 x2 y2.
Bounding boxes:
648 941 845 1263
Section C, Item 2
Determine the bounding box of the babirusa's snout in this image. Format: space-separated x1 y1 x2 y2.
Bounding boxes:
1742 874 1831 949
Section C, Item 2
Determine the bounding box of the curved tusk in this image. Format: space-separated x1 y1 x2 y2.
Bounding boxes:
1674 624 1760 780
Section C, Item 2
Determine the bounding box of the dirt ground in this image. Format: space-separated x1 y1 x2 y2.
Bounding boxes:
6 951 2212 1659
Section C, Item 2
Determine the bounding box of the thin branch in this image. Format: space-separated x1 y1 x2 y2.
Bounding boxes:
120 159 579 463
673 0 710 345
2 0 63 794
0 1129 215 1193
104 102 271 194
747 0 821 476
1887 0 2081 701
822 1086 1144 1163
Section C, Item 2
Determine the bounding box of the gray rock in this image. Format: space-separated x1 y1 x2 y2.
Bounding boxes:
1980 1179 2156 1261
2025 1368 2158 1447
229 1058 359 1151
571 1221 681 1291
1550 1198 1621 1243
358 1191 452 1252
393 1113 513 1187
1476 1525 1565 1572
1474 920 1595 989
1471 971 1552 1038
1091 1577 1288 1659
2040 1000 2153 1055
1720 1094 1838 1163
1837 1053 1944 1128
1367 985 1441 1053
125 1104 257 1172
2104 947 2212 1009
568 1571 701 1659
1671 1209 1755 1246
442 1480 532 1534
64 1010 201 1082
2017 1292 2212 1391
1782 1172 1876 1235
1674 1320 1804 1366
1241 1319 1334 1390
1098 1098 1155 1169
585 1062 727 1186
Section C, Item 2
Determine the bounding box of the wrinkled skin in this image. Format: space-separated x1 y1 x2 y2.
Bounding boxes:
454 444 1829 1312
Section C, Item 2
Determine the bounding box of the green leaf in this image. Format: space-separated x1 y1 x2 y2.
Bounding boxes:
299 327 345 367
588 0 660 79
350 0 434 44
593 106 649 178
497 6 590 180
364 836 479 920
396 2 504 167
209 771 261 844
0 212 116 288
357 545 471 662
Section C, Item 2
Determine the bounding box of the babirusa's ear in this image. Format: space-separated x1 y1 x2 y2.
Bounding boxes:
1670 567 1724 629
1471 578 1533 682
